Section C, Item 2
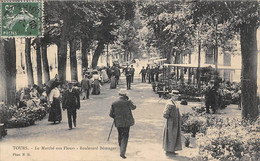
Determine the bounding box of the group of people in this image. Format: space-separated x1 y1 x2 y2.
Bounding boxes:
18 61 183 159
139 64 161 83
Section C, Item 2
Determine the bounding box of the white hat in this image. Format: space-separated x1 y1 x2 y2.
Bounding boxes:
118 89 128 95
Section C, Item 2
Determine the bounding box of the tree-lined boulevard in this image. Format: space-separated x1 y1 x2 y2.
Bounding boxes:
0 1 260 161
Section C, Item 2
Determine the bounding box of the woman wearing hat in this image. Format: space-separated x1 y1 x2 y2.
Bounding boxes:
48 81 62 124
162 95 182 155
110 70 117 89
91 70 101 95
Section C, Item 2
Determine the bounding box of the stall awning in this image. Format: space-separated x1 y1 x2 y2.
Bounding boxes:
154 58 167 62
163 63 241 70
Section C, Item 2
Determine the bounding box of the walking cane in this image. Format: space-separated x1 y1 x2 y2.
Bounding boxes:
107 121 114 141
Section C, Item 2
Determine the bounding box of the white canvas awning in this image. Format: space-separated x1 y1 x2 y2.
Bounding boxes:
163 63 241 70
154 58 167 62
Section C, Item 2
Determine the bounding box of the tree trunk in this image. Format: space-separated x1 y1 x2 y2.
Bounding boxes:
92 41 105 69
124 51 127 62
81 39 88 70
58 13 69 83
36 38 42 87
41 43 50 84
198 41 201 92
106 44 109 66
25 38 34 87
175 53 180 82
240 23 259 120
180 55 184 84
0 39 6 103
81 38 92 71
188 53 192 84
167 47 174 64
69 39 78 81
57 42 67 83
0 39 16 105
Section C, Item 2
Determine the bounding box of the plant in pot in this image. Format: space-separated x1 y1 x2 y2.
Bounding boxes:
183 134 191 147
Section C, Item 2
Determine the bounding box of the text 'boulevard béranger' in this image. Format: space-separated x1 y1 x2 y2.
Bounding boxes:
38 146 117 151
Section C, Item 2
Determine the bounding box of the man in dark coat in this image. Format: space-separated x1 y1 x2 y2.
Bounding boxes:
130 65 135 83
63 81 80 130
146 65 151 83
109 89 136 159
124 65 132 90
150 66 155 82
204 80 218 114
114 65 121 85
81 74 91 99
139 66 146 83
155 66 160 82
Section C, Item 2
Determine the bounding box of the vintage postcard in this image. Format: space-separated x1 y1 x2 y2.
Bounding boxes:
0 0 259 161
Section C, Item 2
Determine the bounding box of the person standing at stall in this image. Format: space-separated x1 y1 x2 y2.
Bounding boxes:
204 80 218 114
155 65 160 82
163 95 182 155
150 66 155 82
63 81 80 130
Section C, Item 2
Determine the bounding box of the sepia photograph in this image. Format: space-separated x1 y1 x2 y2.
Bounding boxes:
0 0 259 161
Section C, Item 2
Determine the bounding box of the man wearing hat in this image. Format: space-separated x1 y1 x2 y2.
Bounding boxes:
204 80 218 114
109 89 136 159
124 64 132 90
130 65 135 83
63 81 81 129
81 74 91 99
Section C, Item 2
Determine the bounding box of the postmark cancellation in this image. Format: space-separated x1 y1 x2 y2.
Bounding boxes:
0 0 43 38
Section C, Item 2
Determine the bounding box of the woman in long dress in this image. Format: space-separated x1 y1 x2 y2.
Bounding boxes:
48 82 62 124
110 71 117 89
101 68 109 83
92 71 101 95
163 96 182 154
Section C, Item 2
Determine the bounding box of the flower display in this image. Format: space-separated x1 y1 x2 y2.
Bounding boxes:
195 118 260 161
181 111 207 137
6 105 48 128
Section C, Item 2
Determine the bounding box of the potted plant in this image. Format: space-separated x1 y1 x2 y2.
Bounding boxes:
184 134 191 147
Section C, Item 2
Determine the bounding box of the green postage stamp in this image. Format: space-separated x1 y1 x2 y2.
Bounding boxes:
0 1 43 37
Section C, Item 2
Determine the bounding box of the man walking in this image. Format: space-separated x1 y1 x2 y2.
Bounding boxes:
63 81 80 130
130 65 135 83
109 89 136 159
81 74 91 99
124 65 132 90
139 66 146 83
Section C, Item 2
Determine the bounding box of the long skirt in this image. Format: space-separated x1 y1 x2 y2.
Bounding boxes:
110 76 117 89
92 79 100 95
101 70 109 83
48 98 62 122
